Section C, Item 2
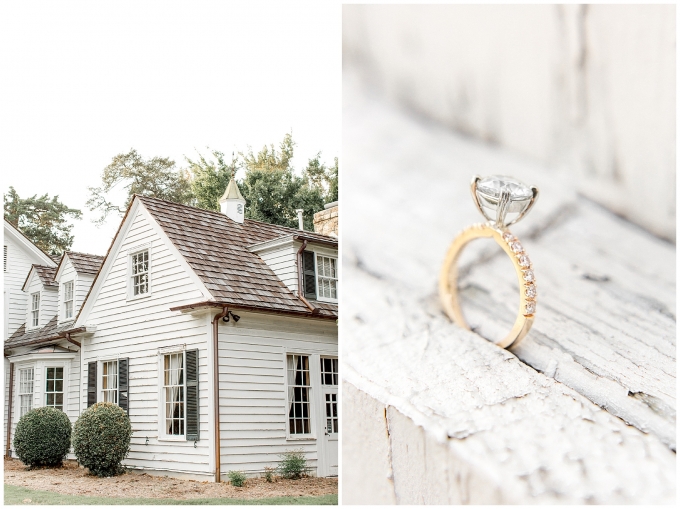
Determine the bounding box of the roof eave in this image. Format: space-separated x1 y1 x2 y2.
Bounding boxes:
169 300 337 320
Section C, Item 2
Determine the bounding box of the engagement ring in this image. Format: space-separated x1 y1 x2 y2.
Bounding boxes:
439 175 539 348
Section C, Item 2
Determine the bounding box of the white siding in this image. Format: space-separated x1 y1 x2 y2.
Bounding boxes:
218 312 337 478
3 357 10 454
4 236 38 338
82 208 211 476
257 244 299 293
23 271 57 329
75 274 93 316
3 229 55 457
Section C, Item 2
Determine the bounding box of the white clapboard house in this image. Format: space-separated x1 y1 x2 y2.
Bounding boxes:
4 219 60 454
4 181 339 481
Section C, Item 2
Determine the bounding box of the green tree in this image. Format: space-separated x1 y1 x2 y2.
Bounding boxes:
187 134 337 230
241 132 295 173
4 187 82 256
87 149 192 225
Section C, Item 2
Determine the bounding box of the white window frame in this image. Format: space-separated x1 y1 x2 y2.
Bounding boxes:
320 356 338 386
44 366 65 411
63 280 74 320
3 245 7 272
18 368 35 417
12 359 72 424
30 292 40 328
127 244 152 301
157 350 186 441
101 359 119 404
314 254 338 303
284 352 316 440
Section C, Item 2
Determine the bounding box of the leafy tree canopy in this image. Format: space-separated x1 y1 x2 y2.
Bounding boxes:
87 149 192 225
188 133 338 230
4 187 82 256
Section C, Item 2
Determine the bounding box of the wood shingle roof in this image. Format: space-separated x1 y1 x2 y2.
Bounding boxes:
138 196 337 318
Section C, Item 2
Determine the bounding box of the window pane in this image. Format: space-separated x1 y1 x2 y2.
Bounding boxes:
287 354 312 435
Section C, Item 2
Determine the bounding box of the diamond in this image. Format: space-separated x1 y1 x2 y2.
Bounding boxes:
502 232 514 242
518 254 531 267
525 301 536 314
523 270 534 282
510 241 523 253
477 175 533 201
526 284 536 298
474 175 535 227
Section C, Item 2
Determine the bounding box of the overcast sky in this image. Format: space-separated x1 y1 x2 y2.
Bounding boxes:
0 0 340 255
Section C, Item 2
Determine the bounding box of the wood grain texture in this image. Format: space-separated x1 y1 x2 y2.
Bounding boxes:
341 74 676 503
342 4 676 240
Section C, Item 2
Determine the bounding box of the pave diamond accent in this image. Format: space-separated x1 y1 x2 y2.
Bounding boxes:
510 241 523 253
518 254 531 267
502 232 514 242
525 301 536 315
523 269 534 282
526 284 536 298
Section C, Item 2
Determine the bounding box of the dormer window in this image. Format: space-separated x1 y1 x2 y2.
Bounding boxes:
63 281 74 319
316 255 338 300
302 251 338 302
131 249 149 297
30 292 40 327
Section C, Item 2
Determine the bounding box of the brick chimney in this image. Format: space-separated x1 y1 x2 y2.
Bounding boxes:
313 201 338 237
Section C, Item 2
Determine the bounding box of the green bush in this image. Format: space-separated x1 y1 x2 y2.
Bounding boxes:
263 466 275 482
277 449 308 479
227 470 246 487
13 407 72 468
72 402 132 477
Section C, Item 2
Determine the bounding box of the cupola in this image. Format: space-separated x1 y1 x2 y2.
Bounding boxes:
219 177 246 224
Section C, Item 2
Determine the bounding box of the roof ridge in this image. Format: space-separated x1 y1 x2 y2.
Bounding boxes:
136 194 337 240
65 251 105 259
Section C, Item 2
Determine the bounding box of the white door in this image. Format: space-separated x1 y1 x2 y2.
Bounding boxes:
322 386 338 476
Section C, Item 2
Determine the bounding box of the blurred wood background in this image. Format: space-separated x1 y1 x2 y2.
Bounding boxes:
341 5 675 504
343 4 675 240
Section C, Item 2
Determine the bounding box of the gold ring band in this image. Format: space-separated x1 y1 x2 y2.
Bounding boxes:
439 223 536 349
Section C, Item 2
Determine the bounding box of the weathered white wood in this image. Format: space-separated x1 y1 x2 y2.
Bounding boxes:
341 76 676 503
342 4 676 240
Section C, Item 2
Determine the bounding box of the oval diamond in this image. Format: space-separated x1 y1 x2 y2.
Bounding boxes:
477 175 533 201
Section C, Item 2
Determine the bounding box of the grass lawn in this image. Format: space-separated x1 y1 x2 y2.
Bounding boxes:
5 485 338 505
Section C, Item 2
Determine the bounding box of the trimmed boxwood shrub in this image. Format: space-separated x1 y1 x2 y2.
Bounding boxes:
13 407 72 468
72 402 132 477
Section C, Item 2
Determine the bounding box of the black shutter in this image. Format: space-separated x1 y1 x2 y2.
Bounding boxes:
185 349 199 441
303 251 317 299
87 362 97 407
118 358 129 415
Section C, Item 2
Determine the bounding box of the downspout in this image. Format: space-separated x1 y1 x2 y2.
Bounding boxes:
65 333 81 348
211 306 229 483
295 240 320 316
5 360 14 458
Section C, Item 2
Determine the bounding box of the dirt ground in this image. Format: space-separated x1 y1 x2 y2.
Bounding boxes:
4 459 338 500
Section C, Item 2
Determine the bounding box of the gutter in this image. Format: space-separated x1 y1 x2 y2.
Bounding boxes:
4 326 87 352
5 360 13 458
295 240 320 316
211 306 229 482
169 302 335 320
